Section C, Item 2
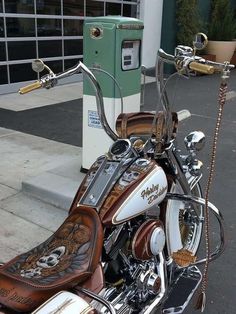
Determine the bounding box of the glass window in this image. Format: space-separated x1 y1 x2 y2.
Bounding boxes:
8 41 36 60
63 0 84 16
0 65 8 85
38 40 62 58
0 42 6 61
0 1 3 13
123 4 137 17
64 39 83 56
5 0 34 14
64 58 83 70
40 60 63 76
86 0 104 17
63 19 83 36
9 63 37 83
36 0 61 15
37 19 62 36
0 17 4 37
6 18 35 37
106 2 121 16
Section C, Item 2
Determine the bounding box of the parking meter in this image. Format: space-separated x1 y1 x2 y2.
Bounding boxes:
82 16 144 170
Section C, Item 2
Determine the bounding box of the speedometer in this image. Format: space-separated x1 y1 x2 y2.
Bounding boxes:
109 139 132 159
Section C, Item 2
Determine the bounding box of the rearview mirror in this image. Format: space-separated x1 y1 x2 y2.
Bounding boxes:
193 33 208 51
32 59 45 73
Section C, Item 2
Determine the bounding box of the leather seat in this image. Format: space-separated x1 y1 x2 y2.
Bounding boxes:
0 206 103 313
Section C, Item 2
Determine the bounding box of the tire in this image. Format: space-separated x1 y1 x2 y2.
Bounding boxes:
165 180 203 257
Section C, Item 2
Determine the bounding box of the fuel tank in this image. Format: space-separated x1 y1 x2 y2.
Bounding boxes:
77 157 168 225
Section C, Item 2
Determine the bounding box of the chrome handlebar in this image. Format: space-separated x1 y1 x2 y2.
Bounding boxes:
156 47 234 144
19 46 235 143
158 47 235 75
19 61 119 142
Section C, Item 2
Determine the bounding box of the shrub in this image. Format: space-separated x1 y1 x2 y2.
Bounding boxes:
208 0 236 40
176 0 202 46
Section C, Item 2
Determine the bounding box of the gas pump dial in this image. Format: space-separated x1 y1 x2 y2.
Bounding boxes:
122 40 140 71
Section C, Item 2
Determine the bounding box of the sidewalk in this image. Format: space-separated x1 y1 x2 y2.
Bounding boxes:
0 128 78 262
0 82 85 262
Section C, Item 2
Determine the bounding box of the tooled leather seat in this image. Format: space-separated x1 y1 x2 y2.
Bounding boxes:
0 206 103 313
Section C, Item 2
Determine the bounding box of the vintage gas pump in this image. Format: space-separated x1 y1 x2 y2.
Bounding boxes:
82 16 144 170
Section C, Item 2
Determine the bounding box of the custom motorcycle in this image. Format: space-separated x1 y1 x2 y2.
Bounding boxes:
0 34 234 314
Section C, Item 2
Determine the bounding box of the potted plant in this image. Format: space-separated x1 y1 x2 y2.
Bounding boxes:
206 0 236 62
176 0 202 47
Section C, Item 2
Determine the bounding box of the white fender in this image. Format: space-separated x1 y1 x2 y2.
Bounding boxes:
32 291 93 314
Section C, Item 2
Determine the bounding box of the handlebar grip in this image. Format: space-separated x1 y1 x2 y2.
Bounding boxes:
19 81 42 94
189 62 215 75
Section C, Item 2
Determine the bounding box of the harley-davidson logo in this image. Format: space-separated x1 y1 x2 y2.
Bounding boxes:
141 184 167 205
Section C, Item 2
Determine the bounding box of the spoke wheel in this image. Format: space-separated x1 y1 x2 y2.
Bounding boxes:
165 180 203 257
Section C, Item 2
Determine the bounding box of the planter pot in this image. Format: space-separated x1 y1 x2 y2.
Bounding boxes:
206 40 236 63
231 40 236 65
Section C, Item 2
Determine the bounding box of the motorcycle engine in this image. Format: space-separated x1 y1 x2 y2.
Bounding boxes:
97 218 166 313
132 220 165 260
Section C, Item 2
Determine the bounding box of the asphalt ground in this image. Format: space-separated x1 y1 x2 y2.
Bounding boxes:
0 99 83 147
0 71 236 313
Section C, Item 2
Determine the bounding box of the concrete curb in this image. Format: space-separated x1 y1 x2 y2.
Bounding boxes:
22 169 85 211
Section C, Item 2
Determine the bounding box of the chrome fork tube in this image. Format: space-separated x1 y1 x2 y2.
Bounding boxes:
166 148 191 195
155 56 173 143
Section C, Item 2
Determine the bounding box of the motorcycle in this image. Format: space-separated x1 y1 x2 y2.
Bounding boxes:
0 33 234 314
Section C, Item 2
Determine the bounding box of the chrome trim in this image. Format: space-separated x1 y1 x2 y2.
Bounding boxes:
104 224 124 254
52 61 118 141
166 193 225 265
188 173 202 190
117 24 144 30
162 266 202 314
77 287 116 314
80 157 130 210
184 131 206 152
141 252 167 314
89 67 124 113
74 62 118 141
109 139 132 159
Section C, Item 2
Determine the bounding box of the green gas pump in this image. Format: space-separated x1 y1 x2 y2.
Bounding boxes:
82 16 144 170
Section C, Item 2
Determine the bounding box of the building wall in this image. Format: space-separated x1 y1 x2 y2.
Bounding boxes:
139 0 163 69
0 0 138 94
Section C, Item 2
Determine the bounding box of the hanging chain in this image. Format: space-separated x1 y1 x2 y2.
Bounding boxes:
195 69 230 311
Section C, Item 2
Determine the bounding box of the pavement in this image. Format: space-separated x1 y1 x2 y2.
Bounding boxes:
0 70 236 313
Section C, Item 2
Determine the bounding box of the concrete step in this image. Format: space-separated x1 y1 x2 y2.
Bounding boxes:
22 160 86 211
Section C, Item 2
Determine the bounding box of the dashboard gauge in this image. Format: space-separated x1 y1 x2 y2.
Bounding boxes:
109 139 132 159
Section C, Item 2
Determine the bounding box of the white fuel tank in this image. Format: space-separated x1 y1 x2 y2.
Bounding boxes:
100 158 168 225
